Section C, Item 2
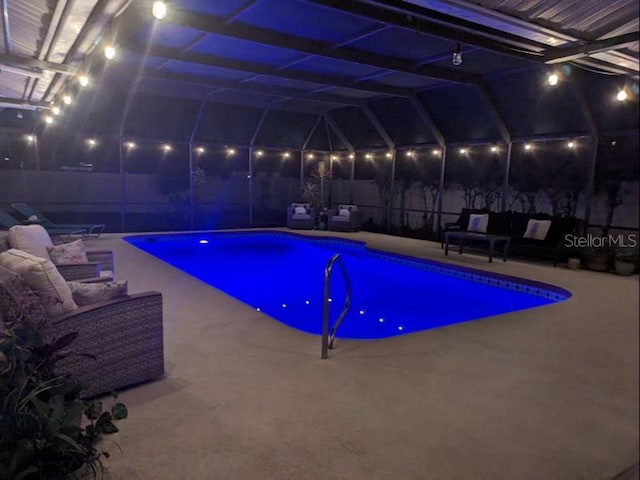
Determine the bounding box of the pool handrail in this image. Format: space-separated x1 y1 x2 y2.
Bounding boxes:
321 253 352 359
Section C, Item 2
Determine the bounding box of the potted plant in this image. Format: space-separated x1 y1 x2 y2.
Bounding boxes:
0 309 127 479
584 247 611 272
614 246 639 276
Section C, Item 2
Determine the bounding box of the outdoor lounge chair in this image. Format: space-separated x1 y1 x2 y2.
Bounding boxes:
287 203 316 229
0 208 85 241
11 203 105 238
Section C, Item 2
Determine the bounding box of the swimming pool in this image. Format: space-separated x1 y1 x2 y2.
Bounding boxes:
125 231 570 339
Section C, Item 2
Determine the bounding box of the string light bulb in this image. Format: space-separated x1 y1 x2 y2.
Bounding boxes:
490 146 498 153
87 138 97 147
306 153 314 159
62 95 72 105
282 151 290 158
226 147 236 156
78 75 90 87
432 149 440 156
255 150 264 157
161 143 172 152
195 147 205 154
25 134 34 142
125 141 136 149
51 106 61 116
547 73 559 86
104 44 116 60
452 43 462 66
567 141 575 148
348 153 354 159
44 115 53 124
616 89 628 102
524 143 532 151
152 1 167 19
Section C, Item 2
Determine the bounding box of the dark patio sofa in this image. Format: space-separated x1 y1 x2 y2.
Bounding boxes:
442 208 581 265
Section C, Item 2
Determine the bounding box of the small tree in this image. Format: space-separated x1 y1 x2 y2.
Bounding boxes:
417 158 441 231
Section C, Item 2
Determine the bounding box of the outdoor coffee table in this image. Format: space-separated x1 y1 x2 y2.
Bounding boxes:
444 231 511 263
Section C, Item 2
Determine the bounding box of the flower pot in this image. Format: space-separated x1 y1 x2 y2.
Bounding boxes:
614 260 636 276
584 251 610 272
567 258 581 270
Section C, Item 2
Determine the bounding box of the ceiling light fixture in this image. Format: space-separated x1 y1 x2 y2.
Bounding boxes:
452 43 463 66
152 1 167 20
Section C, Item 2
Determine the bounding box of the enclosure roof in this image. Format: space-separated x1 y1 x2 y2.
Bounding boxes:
0 0 638 145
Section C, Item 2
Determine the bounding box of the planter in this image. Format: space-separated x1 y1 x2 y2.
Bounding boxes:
584 251 610 272
567 257 581 270
614 260 636 276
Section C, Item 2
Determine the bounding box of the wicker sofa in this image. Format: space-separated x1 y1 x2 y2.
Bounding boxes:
442 208 581 265
0 234 164 398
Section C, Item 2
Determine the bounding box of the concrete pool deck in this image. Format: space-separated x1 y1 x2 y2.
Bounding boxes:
84 229 638 480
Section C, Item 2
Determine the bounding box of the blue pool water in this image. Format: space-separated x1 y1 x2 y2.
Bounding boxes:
125 232 570 339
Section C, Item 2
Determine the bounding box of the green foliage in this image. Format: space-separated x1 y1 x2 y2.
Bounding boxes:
0 313 127 479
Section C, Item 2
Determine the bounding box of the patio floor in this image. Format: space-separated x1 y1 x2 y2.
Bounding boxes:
84 229 639 480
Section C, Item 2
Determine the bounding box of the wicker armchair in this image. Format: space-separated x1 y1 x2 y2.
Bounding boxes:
0 260 164 398
47 292 164 398
2 225 114 281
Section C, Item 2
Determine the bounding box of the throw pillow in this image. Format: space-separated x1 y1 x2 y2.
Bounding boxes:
46 239 89 265
8 225 53 259
67 280 128 307
0 249 77 315
523 219 552 240
467 214 489 233
338 208 351 219
294 206 307 215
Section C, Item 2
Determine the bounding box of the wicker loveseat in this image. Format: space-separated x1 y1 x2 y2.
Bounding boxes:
443 208 581 265
0 236 164 398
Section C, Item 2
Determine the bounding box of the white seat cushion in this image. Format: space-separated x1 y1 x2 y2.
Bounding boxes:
294 206 307 215
0 249 77 315
332 216 349 222
467 214 489 233
8 225 53 259
292 214 311 220
338 208 351 219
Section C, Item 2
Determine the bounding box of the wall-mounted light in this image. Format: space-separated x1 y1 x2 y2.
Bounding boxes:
547 73 559 86
616 89 628 102
152 1 167 20
104 44 116 60
452 43 462 66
